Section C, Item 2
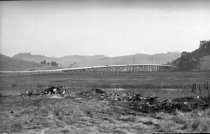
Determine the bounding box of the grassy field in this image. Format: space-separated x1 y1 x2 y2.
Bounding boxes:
0 71 210 97
0 71 210 133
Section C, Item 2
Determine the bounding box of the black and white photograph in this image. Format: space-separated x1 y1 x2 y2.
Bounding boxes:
0 0 210 133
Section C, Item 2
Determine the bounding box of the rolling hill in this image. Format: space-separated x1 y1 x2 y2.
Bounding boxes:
172 40 210 71
0 54 57 71
13 52 181 68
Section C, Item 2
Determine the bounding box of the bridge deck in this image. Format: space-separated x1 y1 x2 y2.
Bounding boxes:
0 64 177 74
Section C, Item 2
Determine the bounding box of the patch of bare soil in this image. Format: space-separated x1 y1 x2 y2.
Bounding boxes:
0 88 210 133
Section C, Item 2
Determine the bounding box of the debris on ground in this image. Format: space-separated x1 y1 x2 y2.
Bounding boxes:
171 97 209 111
23 86 67 97
78 88 108 100
25 90 40 96
78 89 210 113
129 96 160 113
42 86 64 94
21 87 209 113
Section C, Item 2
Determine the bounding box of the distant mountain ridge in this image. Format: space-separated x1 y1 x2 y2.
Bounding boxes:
13 52 181 68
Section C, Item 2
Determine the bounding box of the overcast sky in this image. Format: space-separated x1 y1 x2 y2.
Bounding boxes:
0 0 210 57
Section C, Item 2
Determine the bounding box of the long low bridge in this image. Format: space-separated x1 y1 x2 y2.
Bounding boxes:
62 64 177 73
0 64 177 74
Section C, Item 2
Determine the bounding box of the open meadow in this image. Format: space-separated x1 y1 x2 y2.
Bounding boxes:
1 71 210 96
0 71 210 133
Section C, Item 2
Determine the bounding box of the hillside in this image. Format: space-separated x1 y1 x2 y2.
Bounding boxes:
13 53 106 68
0 54 57 71
172 40 210 71
13 52 181 68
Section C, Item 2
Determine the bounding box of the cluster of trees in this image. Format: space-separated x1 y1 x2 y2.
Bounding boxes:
200 40 210 49
176 54 199 70
40 60 58 67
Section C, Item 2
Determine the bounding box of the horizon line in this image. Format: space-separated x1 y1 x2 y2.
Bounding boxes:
1 51 182 58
